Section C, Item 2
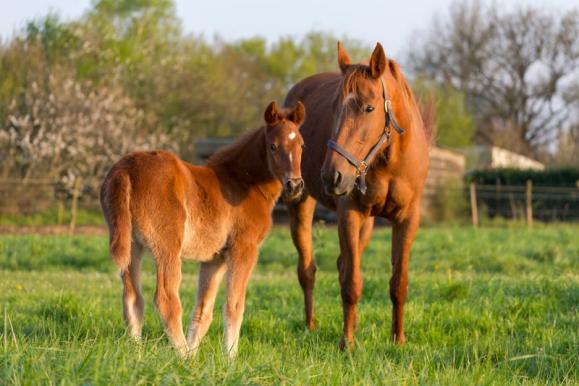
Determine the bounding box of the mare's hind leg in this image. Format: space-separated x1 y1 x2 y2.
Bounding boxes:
287 195 317 330
121 242 145 340
154 250 187 356
223 244 258 358
187 257 227 356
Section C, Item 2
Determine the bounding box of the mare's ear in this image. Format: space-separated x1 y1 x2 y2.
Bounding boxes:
369 42 387 79
288 101 306 126
264 101 280 126
337 41 351 74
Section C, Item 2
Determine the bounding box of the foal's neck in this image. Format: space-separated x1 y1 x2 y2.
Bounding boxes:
209 128 281 203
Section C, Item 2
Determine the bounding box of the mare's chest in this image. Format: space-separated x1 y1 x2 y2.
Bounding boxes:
363 173 417 220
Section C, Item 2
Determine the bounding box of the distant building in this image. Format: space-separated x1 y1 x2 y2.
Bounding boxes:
464 145 544 171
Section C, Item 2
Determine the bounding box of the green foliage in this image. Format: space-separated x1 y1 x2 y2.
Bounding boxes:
0 208 103 226
429 178 469 224
0 3 371 162
413 79 475 148
468 168 579 187
0 226 578 384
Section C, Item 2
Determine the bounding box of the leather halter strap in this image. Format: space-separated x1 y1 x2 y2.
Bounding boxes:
327 77 405 194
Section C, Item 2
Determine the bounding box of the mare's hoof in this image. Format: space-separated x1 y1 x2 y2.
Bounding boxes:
391 332 406 345
339 336 355 351
306 320 317 332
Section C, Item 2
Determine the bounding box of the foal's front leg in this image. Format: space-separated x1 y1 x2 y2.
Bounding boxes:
223 244 258 358
390 208 420 344
187 257 227 356
336 201 367 350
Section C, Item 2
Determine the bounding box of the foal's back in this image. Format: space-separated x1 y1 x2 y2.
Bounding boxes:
101 150 231 263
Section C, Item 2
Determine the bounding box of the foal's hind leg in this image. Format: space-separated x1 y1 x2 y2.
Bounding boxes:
187 257 227 356
288 195 317 330
154 251 187 356
121 242 145 339
223 245 258 358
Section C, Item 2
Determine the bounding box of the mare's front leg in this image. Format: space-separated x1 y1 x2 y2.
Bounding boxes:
187 257 227 356
390 206 420 344
223 243 258 358
287 195 317 330
336 200 367 350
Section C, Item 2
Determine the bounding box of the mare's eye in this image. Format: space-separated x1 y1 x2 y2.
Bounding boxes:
270 143 278 151
365 105 375 113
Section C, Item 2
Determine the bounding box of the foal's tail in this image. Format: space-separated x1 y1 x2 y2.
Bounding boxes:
100 169 133 272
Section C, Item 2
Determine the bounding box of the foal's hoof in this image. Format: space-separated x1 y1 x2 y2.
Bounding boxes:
339 337 355 351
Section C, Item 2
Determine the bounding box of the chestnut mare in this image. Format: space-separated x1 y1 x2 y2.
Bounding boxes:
284 42 431 349
100 101 305 357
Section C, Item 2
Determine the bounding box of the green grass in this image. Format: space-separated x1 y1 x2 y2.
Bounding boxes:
1 225 578 385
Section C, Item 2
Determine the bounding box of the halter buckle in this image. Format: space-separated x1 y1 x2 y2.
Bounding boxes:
356 161 368 176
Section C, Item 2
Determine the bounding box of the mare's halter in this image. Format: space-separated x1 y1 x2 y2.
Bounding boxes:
327 77 405 195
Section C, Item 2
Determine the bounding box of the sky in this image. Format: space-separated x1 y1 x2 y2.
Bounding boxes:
0 0 577 58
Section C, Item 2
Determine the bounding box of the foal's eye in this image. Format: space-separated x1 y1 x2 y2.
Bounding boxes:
301 143 306 150
365 105 375 113
270 143 278 151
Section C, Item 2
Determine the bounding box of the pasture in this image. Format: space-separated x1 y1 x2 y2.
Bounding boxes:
0 225 577 385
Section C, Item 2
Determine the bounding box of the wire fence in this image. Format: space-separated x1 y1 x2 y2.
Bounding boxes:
1 178 578 233
469 182 579 225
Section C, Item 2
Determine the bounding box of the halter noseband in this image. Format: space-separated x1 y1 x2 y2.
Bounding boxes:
327 77 405 195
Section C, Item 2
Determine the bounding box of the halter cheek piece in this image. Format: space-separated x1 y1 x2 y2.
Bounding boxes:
327 77 405 194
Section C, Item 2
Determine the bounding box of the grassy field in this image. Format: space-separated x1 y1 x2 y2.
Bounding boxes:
0 225 577 385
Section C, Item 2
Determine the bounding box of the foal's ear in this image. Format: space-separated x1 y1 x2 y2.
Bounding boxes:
337 41 351 74
288 101 306 126
264 101 280 125
369 42 387 79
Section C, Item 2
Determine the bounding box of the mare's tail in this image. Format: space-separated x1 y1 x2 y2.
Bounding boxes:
100 169 133 272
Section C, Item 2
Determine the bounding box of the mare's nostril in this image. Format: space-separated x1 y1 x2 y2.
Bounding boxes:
333 171 342 187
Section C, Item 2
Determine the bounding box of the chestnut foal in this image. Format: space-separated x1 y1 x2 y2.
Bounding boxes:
100 101 305 357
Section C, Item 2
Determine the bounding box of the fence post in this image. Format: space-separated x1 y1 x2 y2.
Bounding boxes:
526 180 533 227
470 181 479 228
68 178 81 236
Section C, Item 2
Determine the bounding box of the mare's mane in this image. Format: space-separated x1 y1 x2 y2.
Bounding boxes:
340 59 433 143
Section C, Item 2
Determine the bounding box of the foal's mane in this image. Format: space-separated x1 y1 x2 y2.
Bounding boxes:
207 126 265 168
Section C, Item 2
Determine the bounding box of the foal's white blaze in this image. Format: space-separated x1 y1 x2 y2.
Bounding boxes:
289 153 293 163
288 131 297 140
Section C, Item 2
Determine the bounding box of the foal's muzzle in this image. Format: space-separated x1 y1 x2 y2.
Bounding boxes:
283 177 304 198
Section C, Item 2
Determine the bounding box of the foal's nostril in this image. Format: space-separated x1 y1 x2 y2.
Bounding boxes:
333 171 342 187
286 178 304 193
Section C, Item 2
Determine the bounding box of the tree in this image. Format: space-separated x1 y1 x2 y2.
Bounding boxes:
1 72 173 195
413 79 475 148
407 1 579 160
